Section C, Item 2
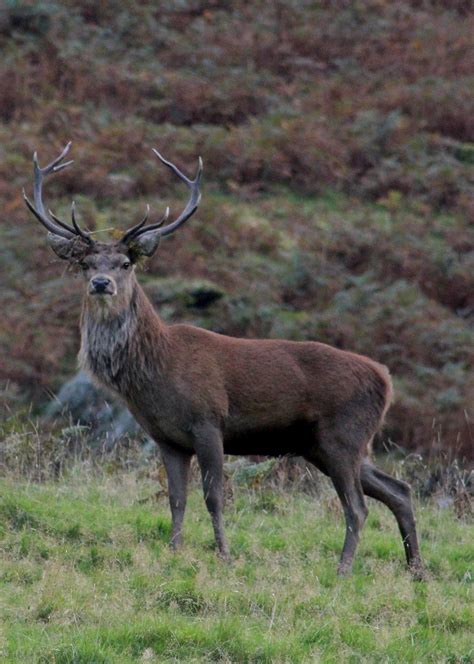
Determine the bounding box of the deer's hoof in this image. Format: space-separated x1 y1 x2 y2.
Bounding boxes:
336 563 352 577
169 539 182 552
410 562 428 582
217 548 231 563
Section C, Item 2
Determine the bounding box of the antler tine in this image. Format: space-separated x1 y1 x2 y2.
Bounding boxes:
26 142 91 242
22 189 74 239
34 141 73 174
121 206 170 243
151 206 170 229
120 149 202 245
152 149 200 186
49 207 85 236
32 143 74 230
132 207 170 237
149 150 202 238
71 201 91 240
121 204 150 244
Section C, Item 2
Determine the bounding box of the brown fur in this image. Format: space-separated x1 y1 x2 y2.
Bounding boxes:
76 260 423 578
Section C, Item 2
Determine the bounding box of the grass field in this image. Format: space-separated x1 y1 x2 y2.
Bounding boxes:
0 468 472 663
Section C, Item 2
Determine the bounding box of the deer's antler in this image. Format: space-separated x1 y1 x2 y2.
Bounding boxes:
122 150 202 244
23 142 91 242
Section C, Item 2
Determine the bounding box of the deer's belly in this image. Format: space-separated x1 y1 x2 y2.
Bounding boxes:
223 421 315 457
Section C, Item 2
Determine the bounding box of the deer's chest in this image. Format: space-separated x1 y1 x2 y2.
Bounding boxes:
126 394 194 448
80 316 136 392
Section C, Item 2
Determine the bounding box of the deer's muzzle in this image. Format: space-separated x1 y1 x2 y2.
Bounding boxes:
89 276 116 296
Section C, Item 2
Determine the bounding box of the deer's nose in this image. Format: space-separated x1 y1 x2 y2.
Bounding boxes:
90 276 112 293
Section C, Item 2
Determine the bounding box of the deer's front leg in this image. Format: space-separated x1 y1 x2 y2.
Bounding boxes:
159 441 192 550
193 423 229 559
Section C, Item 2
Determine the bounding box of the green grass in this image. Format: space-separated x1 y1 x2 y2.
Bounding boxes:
0 472 472 663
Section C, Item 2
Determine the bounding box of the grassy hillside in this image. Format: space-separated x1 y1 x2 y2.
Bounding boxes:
0 1 473 458
0 467 472 663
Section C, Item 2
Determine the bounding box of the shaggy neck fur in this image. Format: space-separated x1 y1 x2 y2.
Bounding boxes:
79 276 168 394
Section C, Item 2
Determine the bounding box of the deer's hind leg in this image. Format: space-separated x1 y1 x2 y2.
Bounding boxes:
193 423 230 559
305 419 369 576
360 459 425 579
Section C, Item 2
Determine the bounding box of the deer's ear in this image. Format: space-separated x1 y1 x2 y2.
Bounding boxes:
127 230 161 261
47 233 88 260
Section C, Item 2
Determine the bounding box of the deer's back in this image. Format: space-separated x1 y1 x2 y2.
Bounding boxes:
168 325 392 437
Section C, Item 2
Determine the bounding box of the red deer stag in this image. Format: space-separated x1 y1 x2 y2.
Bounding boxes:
24 143 425 578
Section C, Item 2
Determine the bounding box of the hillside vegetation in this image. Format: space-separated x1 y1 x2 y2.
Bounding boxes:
0 1 473 458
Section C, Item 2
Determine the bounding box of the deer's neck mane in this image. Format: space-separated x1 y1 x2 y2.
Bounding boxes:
79 279 168 394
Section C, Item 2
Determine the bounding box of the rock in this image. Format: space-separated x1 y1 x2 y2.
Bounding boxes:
44 371 149 450
145 278 226 309
436 495 454 510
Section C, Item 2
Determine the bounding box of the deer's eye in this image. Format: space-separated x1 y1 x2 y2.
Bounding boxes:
122 261 131 270
79 262 89 271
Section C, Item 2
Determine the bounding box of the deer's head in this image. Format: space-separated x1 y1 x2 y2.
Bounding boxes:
23 142 202 311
